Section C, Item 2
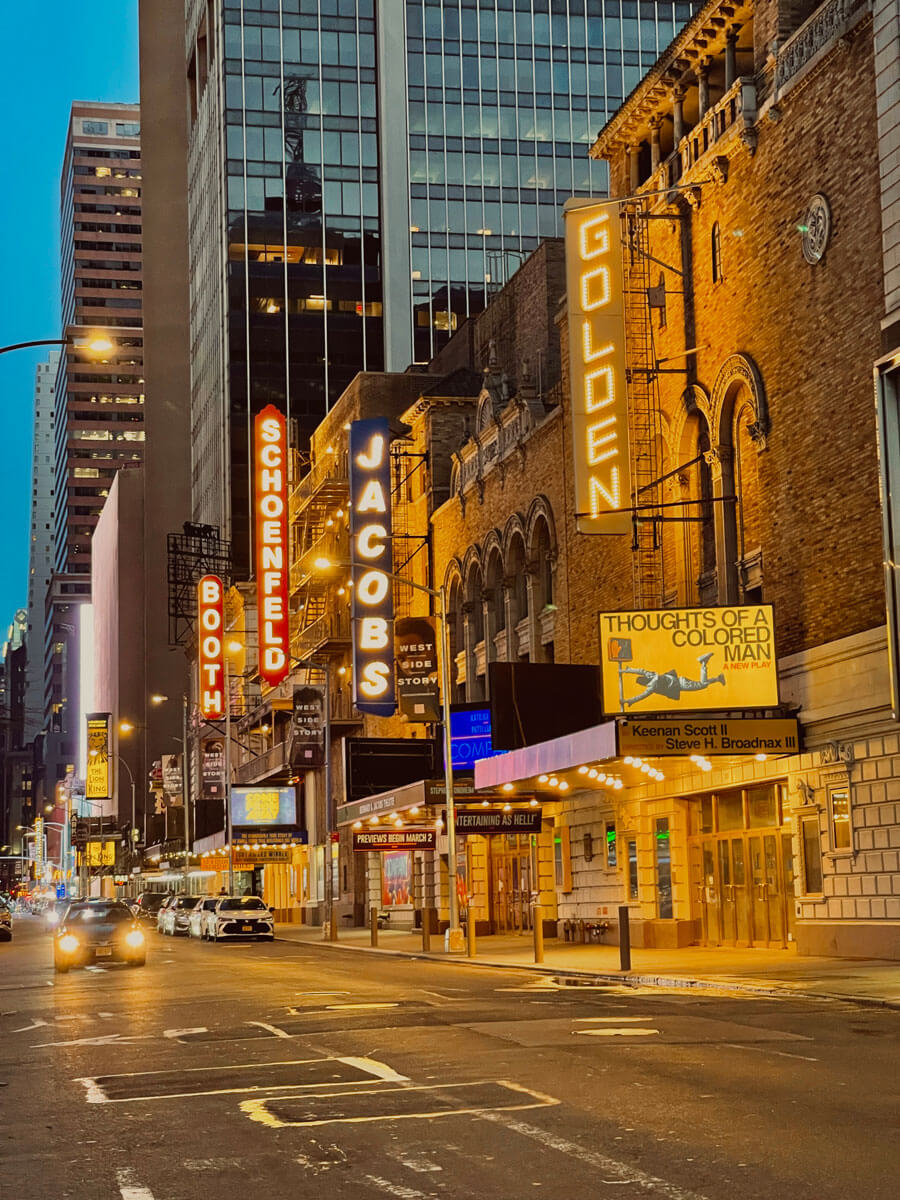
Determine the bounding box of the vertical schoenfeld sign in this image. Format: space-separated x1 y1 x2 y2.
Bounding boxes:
254 404 290 686
349 418 396 716
564 198 632 535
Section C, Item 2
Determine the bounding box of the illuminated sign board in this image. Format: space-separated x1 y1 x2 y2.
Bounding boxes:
455 808 543 836
352 829 437 852
197 574 225 719
450 705 505 770
85 712 112 800
617 717 800 756
254 404 289 687
230 786 297 827
599 605 779 714
564 198 631 535
349 418 395 716
396 615 440 722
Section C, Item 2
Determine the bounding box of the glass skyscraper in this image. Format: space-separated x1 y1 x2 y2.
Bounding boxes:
183 0 696 570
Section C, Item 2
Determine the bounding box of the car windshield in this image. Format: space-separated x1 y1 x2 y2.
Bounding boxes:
173 897 195 909
139 895 165 910
220 897 267 911
66 905 132 923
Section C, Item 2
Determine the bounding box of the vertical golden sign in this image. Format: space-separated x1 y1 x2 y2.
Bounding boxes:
564 198 631 535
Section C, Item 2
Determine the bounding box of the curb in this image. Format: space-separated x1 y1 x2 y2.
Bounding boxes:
274 933 900 1011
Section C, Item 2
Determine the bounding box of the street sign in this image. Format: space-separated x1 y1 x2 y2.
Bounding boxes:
455 808 543 836
352 829 437 852
617 717 800 757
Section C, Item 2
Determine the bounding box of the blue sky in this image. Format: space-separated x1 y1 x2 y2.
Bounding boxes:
0 1 139 630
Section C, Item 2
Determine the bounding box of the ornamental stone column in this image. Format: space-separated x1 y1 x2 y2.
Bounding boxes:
725 29 738 89
649 116 662 172
703 445 739 605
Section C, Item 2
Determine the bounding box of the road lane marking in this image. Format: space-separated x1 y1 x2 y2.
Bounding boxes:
76 1055 406 1104
11 1018 48 1032
247 1020 291 1038
34 1033 155 1048
386 1149 442 1174
574 1016 653 1023
364 1176 435 1199
574 1028 660 1038
725 1042 818 1062
480 1113 710 1200
163 1027 208 1039
326 1002 399 1011
116 1168 155 1200
297 990 350 995
240 1080 560 1130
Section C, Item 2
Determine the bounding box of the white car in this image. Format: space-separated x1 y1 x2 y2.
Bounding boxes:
189 897 219 939
208 896 275 942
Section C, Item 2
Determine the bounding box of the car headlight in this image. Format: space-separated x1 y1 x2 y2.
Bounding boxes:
125 929 145 949
58 933 79 954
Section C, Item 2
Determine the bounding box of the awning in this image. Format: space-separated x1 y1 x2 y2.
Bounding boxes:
474 721 618 790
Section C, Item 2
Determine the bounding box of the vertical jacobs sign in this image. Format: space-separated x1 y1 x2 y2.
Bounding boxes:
564 198 631 535
197 574 225 720
349 418 396 716
254 405 289 687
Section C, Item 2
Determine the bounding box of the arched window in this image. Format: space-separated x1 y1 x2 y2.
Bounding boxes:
484 547 504 660
711 222 723 284
506 534 529 661
465 561 485 700
447 575 464 704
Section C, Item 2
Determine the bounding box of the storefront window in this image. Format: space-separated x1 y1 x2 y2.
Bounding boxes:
700 795 714 834
554 828 572 892
801 816 823 894
605 822 616 868
717 789 743 831
655 818 673 919
747 785 778 828
828 786 852 851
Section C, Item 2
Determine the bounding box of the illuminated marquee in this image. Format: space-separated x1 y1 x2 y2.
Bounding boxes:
349 418 396 716
85 712 112 800
254 405 290 686
564 198 632 535
197 574 225 720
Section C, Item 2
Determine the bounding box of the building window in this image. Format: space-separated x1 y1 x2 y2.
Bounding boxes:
800 815 824 894
655 817 673 919
711 222 723 283
554 827 572 892
827 785 853 853
605 821 617 868
627 839 639 900
116 121 140 137
82 120 109 135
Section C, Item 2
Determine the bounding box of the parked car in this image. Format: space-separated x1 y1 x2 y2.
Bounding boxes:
158 895 196 936
53 900 146 972
0 897 12 941
208 896 275 942
132 892 167 924
189 897 219 939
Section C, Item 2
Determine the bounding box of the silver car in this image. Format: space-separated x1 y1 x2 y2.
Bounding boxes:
207 896 274 942
0 898 12 941
158 895 197 936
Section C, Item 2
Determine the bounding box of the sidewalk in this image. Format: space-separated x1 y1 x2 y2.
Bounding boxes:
274 922 900 1009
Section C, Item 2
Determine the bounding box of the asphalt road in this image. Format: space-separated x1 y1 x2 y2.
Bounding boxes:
1 916 897 1200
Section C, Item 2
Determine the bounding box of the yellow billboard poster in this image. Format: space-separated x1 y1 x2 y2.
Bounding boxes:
564 198 632 535
599 606 778 714
85 712 112 800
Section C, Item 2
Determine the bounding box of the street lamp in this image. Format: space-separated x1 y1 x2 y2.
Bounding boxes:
313 556 464 952
0 333 115 358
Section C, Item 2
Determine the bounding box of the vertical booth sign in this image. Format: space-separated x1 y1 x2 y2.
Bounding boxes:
254 405 290 686
564 198 632 535
197 574 225 720
349 418 396 716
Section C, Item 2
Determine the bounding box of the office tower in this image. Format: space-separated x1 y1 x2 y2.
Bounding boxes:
24 352 60 743
44 103 144 794
53 102 144 577
177 1 695 574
